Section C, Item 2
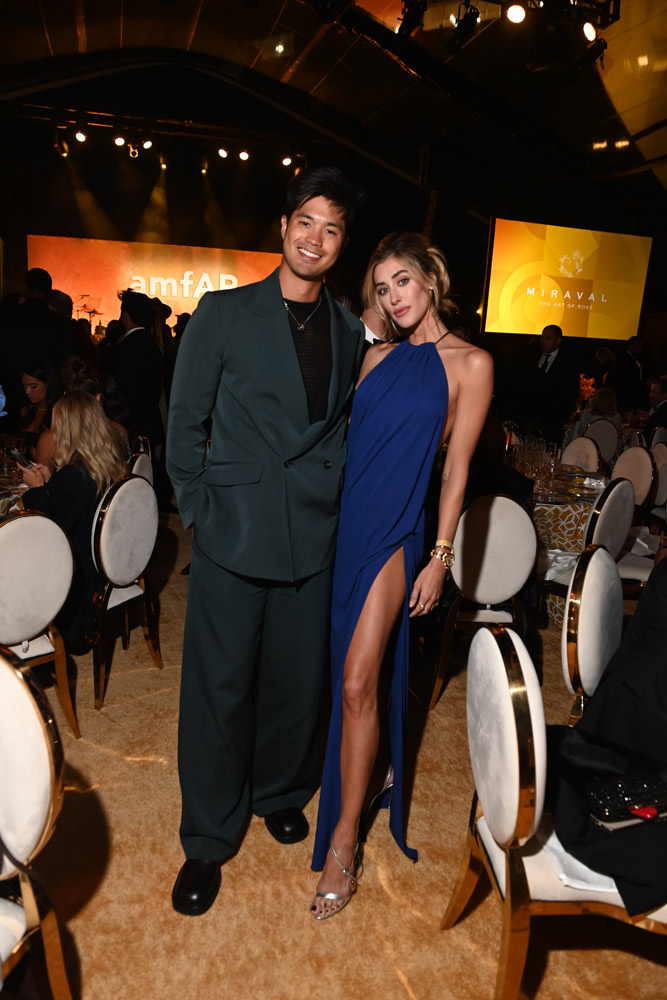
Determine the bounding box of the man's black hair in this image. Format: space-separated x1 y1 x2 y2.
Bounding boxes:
119 288 155 329
284 166 365 231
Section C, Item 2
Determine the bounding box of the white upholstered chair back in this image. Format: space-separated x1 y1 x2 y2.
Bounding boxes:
611 445 656 507
0 654 64 879
466 627 546 849
582 478 634 558
561 437 600 473
561 546 623 721
651 426 667 448
583 418 620 464
0 511 74 648
129 451 154 486
92 475 159 586
651 442 667 507
452 495 537 606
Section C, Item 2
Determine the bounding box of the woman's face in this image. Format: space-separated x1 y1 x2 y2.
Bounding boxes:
22 374 47 406
373 256 431 330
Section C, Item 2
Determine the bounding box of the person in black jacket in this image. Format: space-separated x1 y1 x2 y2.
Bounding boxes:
112 289 165 454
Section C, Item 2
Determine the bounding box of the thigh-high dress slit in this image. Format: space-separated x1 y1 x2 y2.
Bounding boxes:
312 340 448 870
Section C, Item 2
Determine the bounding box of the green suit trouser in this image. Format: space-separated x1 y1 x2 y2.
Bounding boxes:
178 542 332 860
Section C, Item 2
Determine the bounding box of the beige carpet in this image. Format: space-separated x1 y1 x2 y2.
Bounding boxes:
17 515 667 1000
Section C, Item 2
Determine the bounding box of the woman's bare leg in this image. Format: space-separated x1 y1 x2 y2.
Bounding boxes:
311 548 406 917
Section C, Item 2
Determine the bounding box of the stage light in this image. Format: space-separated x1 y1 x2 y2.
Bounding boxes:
239 150 249 161
218 147 228 158
142 139 153 150
128 143 139 159
506 4 526 23
201 158 208 175
74 129 87 143
448 3 479 55
159 155 167 170
615 139 630 148
583 21 597 42
397 0 427 38
282 156 292 166
592 140 607 150
275 43 284 54
577 37 607 71
114 135 126 147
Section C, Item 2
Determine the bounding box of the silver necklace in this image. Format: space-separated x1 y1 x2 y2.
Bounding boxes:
283 295 321 332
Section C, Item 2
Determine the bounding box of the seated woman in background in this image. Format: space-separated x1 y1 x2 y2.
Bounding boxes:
19 361 61 460
567 387 622 444
22 392 129 646
36 358 134 470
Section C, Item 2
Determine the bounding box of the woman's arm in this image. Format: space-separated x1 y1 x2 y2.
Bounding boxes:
409 348 494 616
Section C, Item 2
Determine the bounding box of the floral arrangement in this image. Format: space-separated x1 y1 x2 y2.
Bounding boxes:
578 374 596 406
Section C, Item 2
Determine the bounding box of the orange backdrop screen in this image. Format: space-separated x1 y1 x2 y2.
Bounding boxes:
27 235 281 324
482 219 653 340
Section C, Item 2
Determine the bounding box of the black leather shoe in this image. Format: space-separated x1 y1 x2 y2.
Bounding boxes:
264 807 309 844
172 859 222 915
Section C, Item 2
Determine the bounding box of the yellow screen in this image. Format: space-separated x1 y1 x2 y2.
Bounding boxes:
483 219 652 339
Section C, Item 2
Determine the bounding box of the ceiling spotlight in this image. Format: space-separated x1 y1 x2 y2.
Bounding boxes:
448 3 479 55
142 139 153 150
583 21 597 42
275 43 285 54
74 128 87 143
53 134 69 158
592 141 608 150
201 158 208 175
282 156 293 166
159 155 167 171
397 0 428 38
218 147 228 158
239 150 249 161
577 37 607 71
506 4 526 23
615 139 630 148
114 135 126 147
128 143 139 159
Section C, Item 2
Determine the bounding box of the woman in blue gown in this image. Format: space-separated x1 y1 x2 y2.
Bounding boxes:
310 233 493 919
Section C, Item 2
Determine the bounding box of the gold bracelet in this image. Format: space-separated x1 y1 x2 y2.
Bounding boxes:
431 547 455 568
435 538 454 550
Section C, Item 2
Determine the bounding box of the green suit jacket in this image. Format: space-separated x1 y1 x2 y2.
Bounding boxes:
166 269 365 582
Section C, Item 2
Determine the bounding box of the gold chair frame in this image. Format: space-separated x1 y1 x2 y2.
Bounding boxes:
441 625 667 1000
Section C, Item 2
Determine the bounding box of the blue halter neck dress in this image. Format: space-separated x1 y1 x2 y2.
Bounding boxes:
312 338 449 870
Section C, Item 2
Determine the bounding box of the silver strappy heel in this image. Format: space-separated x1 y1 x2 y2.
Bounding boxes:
311 837 359 920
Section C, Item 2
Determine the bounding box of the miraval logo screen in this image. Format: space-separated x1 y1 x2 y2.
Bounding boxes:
483 219 652 340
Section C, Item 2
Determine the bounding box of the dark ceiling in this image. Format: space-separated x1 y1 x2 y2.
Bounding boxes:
1 0 666 316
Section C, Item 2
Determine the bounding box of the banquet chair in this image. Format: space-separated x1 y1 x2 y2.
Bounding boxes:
428 494 537 709
650 426 667 448
561 545 623 725
648 441 667 522
560 436 600 473
0 652 73 1000
90 474 162 710
0 510 79 739
611 445 657 511
129 450 153 485
440 626 667 1000
582 418 621 466
541 477 634 594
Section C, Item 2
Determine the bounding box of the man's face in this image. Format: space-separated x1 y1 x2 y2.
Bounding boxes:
540 328 561 355
649 382 665 408
280 196 347 283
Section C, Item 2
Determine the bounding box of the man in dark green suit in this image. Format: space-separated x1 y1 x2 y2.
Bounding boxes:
166 167 365 915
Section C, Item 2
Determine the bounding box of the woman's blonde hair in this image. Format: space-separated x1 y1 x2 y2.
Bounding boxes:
362 231 456 339
51 393 128 493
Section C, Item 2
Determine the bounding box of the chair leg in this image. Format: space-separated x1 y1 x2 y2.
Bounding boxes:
49 626 81 739
139 576 163 670
429 596 462 709
494 854 531 1000
92 639 109 710
20 873 73 1000
441 824 486 930
121 607 130 650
